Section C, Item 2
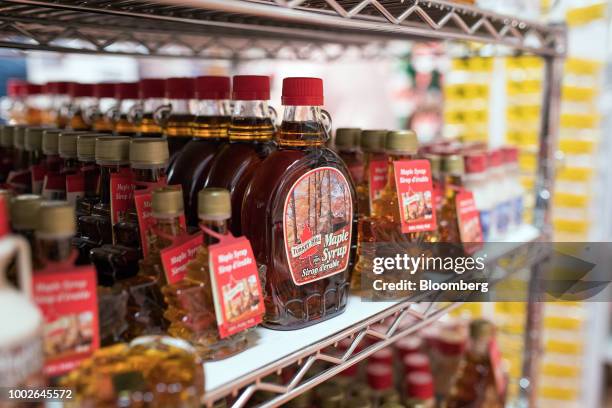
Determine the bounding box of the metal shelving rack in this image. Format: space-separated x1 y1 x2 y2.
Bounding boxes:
0 1 566 407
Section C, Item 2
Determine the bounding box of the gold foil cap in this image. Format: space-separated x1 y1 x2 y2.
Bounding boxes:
95 136 130 164
10 194 42 231
58 131 87 159
198 188 231 219
24 127 47 152
0 125 14 148
130 138 169 168
361 129 387 151
77 134 101 161
42 129 62 155
36 201 76 237
335 128 360 149
13 126 26 149
385 130 418 154
442 154 464 175
152 186 184 217
469 319 495 341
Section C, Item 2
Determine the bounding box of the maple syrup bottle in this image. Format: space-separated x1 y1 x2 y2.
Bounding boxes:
138 78 166 137
0 125 15 182
334 128 363 184
91 83 117 133
204 75 276 234
438 155 464 244
356 129 387 217
164 77 196 162
68 83 96 131
33 201 76 271
74 134 102 219
163 188 249 359
168 75 231 226
114 82 140 136
443 320 505 408
24 127 46 194
242 77 356 330
42 129 66 172
41 129 70 200
45 81 71 128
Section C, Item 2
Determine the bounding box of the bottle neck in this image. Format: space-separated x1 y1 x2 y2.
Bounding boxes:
132 165 166 183
154 215 184 238
167 99 192 115
98 163 129 204
201 217 229 246
119 98 138 115
229 100 274 141
278 105 326 147
35 235 73 268
444 173 464 199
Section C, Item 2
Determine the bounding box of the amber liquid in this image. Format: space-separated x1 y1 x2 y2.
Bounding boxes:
138 113 164 137
242 120 356 330
162 220 249 360
438 174 463 244
338 148 364 185
92 115 114 133
167 115 229 226
70 110 92 131
115 114 139 136
25 107 44 126
204 117 275 236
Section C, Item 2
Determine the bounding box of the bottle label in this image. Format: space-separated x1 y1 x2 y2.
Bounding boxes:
455 191 483 253
66 172 85 205
392 160 437 233
283 167 353 286
369 159 388 210
479 209 492 242
208 234 265 338
110 169 135 230
0 333 44 387
30 165 46 194
160 232 203 284
42 172 66 200
31 263 99 377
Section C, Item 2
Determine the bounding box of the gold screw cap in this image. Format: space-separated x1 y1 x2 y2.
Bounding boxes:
198 188 231 219
13 127 26 149
77 134 102 162
361 129 387 151
335 128 360 149
442 154 464 175
42 129 62 155
10 194 42 231
36 201 76 237
24 127 47 152
95 136 130 164
385 130 418 154
130 138 169 168
58 131 87 159
152 186 184 217
0 125 14 148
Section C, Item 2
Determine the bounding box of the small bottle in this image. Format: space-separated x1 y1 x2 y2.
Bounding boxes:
33 201 76 271
163 188 250 360
242 77 356 330
68 83 96 131
58 131 87 175
114 82 140 136
438 154 465 244
403 372 435 408
45 81 71 129
335 128 364 184
367 363 401 407
74 133 102 218
164 77 196 162
443 319 505 408
0 125 15 182
137 78 166 137
425 153 444 214
356 129 387 217
41 130 69 199
91 83 117 133
24 127 47 194
10 194 42 250
168 75 231 226
22 83 46 126
432 328 466 399
204 75 276 234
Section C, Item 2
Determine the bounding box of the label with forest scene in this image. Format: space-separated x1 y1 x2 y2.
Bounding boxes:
283 167 353 286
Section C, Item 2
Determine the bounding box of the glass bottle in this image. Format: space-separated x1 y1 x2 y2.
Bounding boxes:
74 134 102 218
242 77 356 330
41 129 68 200
33 201 76 271
334 128 363 184
114 82 140 136
0 125 15 183
438 154 464 244
167 75 231 226
68 83 96 131
443 320 505 408
204 75 276 234
2 78 26 125
164 77 196 163
356 129 387 218
24 127 46 194
163 188 250 359
91 83 117 134
137 78 166 137
45 81 71 129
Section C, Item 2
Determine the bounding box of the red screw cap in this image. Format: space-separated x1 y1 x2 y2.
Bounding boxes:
395 336 422 359
94 83 116 99
25 83 43 96
405 372 434 400
165 77 196 100
115 82 139 100
366 363 393 390
402 352 431 374
464 153 487 174
139 78 165 99
232 75 270 101
69 83 95 98
7 79 26 97
369 347 393 366
282 77 324 106
196 76 231 100
45 81 71 95
436 332 467 355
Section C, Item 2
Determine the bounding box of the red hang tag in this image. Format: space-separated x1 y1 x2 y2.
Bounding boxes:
369 159 388 209
489 338 507 398
392 159 436 233
31 262 99 377
66 172 86 205
7 169 31 193
160 232 203 284
30 164 46 194
455 191 484 254
206 228 264 339
110 168 135 228
42 172 66 200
